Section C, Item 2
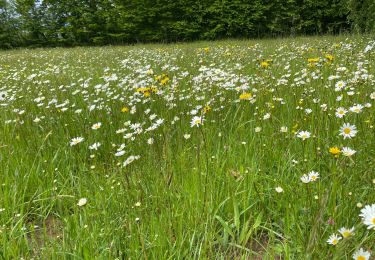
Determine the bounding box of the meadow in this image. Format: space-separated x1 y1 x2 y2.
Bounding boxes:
0 36 374 259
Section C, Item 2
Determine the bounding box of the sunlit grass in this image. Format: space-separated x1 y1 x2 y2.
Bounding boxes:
0 35 374 259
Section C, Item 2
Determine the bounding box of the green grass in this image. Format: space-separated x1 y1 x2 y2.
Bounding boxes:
0 35 374 259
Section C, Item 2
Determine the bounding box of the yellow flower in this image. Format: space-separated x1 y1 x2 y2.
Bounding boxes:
203 105 211 114
239 92 252 100
160 77 169 85
260 61 269 69
121 107 129 113
329 147 341 157
151 86 158 93
325 54 334 62
308 57 320 63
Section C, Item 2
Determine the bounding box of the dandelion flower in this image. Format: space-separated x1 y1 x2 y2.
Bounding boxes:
239 92 252 100
329 147 341 156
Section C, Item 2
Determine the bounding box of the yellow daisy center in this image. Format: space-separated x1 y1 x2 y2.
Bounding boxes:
372 217 375 225
342 231 351 238
357 256 366 260
332 239 338 245
343 128 351 134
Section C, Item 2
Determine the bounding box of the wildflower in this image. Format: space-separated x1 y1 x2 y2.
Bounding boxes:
325 54 334 62
147 138 154 145
308 171 319 182
260 61 269 69
89 142 101 150
115 150 125 157
339 123 357 139
77 198 87 207
190 116 203 128
70 137 84 146
275 187 284 193
255 127 262 133
327 234 341 245
352 248 371 260
297 131 311 140
338 227 355 238
359 204 375 229
203 105 211 114
183 134 191 139
335 107 347 118
300 174 310 184
329 147 341 156
280 126 288 133
349 104 364 114
91 122 102 130
342 147 356 157
123 155 140 167
121 107 129 113
239 92 252 100
335 81 346 91
308 57 320 63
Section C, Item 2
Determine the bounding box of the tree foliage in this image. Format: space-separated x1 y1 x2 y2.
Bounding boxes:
0 0 373 48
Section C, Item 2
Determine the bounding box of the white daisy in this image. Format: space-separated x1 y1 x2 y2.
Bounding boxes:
335 107 347 118
91 122 102 130
70 137 84 146
297 131 311 140
339 123 357 139
338 227 355 238
190 116 203 128
359 204 375 230
342 147 356 157
349 104 364 114
89 142 101 150
77 198 87 207
326 233 341 245
352 248 371 260
308 171 319 182
335 80 346 91
300 174 310 184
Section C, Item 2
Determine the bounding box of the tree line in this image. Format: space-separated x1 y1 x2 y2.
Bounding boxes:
0 0 374 49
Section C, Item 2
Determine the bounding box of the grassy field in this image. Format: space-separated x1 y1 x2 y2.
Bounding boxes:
0 36 374 259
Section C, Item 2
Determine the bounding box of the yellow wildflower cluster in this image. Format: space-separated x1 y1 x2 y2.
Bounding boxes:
136 86 158 97
155 74 170 85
